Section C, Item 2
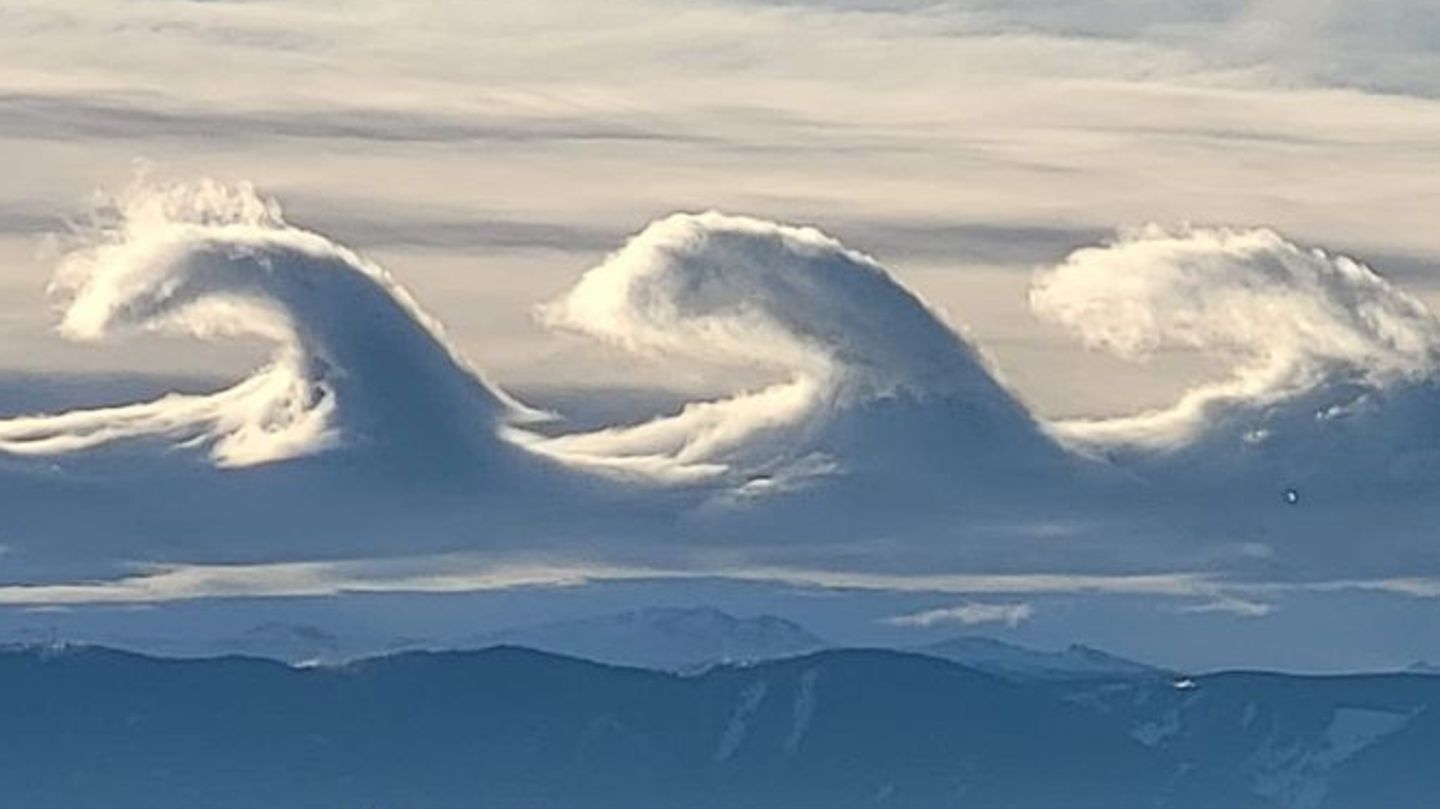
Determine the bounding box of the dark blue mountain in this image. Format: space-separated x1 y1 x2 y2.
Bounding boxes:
917 634 1167 681
476 606 826 670
2 644 1436 807
1049 670 1440 809
1 644 1228 809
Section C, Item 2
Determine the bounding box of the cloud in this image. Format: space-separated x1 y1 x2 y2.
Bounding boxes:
1031 226 1440 450
0 553 1233 605
828 219 1110 267
0 558 661 606
1295 577 1440 598
0 202 63 237
2 1 1440 668
884 601 1034 628
3 552 1438 611
0 176 532 467
1178 596 1274 618
1 196 1063 489
733 567 1216 597
8 178 1440 595
526 211 1051 482
540 212 1012 403
281 202 620 253
0 92 705 147
0 556 1222 606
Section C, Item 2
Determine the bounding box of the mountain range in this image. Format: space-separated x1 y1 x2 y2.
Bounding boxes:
0 606 1165 678
916 634 1167 681
4 643 1436 808
474 606 827 671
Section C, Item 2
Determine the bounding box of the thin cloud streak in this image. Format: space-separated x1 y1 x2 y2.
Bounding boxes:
0 92 710 146
0 559 1215 606
1177 596 1274 618
884 601 1035 628
5 555 1439 607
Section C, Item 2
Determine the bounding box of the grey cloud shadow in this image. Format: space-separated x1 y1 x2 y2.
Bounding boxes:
286 206 623 254
830 219 1111 266
240 203 1110 266
1333 246 1440 285
0 92 711 146
0 205 67 238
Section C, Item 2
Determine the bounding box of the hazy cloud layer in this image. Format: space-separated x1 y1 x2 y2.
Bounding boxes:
0 92 709 147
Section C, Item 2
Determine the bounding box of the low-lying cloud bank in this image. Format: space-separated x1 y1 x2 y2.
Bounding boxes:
1 178 1438 586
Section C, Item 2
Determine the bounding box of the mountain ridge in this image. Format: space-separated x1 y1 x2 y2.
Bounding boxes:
10 642 1440 807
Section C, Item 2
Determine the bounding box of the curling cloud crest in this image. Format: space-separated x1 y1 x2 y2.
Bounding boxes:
6 178 1440 554
1031 226 1440 450
0 179 527 467
8 178 1440 583
527 212 1043 482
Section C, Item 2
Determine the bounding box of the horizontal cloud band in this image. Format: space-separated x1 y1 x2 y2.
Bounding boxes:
2 177 1440 588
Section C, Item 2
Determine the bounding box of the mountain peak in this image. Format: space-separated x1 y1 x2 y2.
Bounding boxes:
920 635 1163 680
478 605 825 670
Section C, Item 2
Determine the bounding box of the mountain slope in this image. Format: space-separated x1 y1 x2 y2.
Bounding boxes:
6 644 1438 808
0 645 1241 809
476 606 825 670
1051 671 1440 809
917 634 1167 681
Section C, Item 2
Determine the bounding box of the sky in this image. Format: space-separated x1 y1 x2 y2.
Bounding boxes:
2 0 1440 671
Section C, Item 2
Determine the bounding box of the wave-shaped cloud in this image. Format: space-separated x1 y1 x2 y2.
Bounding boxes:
526 211 1054 484
3 191 1060 491
25 184 1436 494
1032 226 1440 452
1027 227 1440 511
5 177 1440 583
0 178 532 468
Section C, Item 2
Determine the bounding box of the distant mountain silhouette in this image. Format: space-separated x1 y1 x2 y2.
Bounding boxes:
6 644 1439 807
475 606 826 670
916 634 1166 681
210 622 354 665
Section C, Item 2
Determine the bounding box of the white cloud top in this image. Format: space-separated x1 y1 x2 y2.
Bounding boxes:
528 211 1036 481
0 178 528 466
1032 226 1440 448
1 178 1440 603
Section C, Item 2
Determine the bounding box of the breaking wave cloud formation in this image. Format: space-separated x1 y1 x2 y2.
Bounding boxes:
525 212 1049 485
4 177 1440 578
1033 226 1440 454
0 179 530 468
7 179 1440 483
